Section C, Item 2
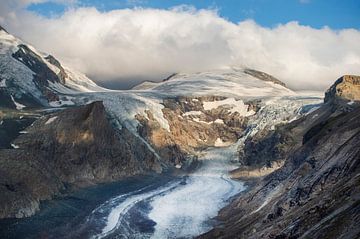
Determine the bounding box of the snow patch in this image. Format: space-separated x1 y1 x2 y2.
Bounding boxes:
45 116 57 125
10 95 26 110
0 79 6 87
182 111 202 117
193 118 212 124
214 119 224 124
49 97 75 107
214 138 229 147
203 98 255 116
11 144 19 149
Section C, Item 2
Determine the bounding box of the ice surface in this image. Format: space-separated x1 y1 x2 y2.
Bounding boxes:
148 147 245 238
203 98 255 116
11 144 19 149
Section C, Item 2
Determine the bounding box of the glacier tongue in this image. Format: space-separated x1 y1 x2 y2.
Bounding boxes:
147 146 245 239
82 93 323 239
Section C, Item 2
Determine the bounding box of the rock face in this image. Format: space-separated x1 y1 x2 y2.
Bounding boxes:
325 75 360 103
0 109 38 149
244 68 286 87
200 77 360 239
0 27 103 109
0 25 7 33
136 96 255 168
0 101 161 218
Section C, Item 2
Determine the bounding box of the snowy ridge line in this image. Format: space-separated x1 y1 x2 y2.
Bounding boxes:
0 28 105 108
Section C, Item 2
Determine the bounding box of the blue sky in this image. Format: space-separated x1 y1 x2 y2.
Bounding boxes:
28 0 360 29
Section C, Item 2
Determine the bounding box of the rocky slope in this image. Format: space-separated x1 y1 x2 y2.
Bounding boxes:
200 76 360 239
0 26 323 221
0 101 162 218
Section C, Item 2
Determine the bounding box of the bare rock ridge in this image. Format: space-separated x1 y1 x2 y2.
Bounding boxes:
243 68 286 87
0 101 161 218
0 25 7 33
325 75 360 103
200 77 360 239
12 44 62 102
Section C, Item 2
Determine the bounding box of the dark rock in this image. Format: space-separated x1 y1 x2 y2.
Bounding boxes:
12 45 62 102
45 55 68 84
324 75 360 104
0 101 161 218
0 25 7 33
244 68 286 87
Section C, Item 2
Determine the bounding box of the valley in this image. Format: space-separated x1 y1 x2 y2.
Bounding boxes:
0 25 359 239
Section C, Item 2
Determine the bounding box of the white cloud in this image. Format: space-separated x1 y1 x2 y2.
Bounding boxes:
1 2 360 90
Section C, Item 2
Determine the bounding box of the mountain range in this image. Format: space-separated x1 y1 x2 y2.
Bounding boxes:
0 25 359 238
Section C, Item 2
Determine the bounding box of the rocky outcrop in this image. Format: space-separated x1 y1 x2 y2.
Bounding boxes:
325 75 360 103
0 101 161 219
0 25 7 33
136 96 255 168
0 109 39 149
45 54 67 84
12 45 62 102
244 68 286 87
200 76 360 239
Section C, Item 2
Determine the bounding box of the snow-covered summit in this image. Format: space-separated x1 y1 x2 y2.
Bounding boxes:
131 67 294 99
0 27 105 109
0 27 322 145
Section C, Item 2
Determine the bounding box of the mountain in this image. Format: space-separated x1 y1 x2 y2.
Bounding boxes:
0 26 104 110
0 101 163 218
4 24 357 239
0 27 324 221
200 76 360 239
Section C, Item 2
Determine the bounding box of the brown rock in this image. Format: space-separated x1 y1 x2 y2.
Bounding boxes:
325 75 360 103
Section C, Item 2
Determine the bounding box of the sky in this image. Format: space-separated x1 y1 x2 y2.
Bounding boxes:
27 0 360 30
1 0 360 90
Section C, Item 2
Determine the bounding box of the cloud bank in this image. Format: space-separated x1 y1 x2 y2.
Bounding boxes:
1 1 360 90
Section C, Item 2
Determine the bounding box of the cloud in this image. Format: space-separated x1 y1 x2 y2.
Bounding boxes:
1 1 360 90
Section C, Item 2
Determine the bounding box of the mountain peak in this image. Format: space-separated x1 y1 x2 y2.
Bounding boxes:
324 75 360 103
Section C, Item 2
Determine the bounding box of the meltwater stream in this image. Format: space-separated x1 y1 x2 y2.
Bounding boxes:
85 146 245 239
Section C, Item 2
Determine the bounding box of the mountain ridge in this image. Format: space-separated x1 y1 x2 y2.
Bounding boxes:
2 26 358 239
199 75 360 239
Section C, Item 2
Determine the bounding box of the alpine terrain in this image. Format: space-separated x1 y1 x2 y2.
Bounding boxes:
0 25 359 239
